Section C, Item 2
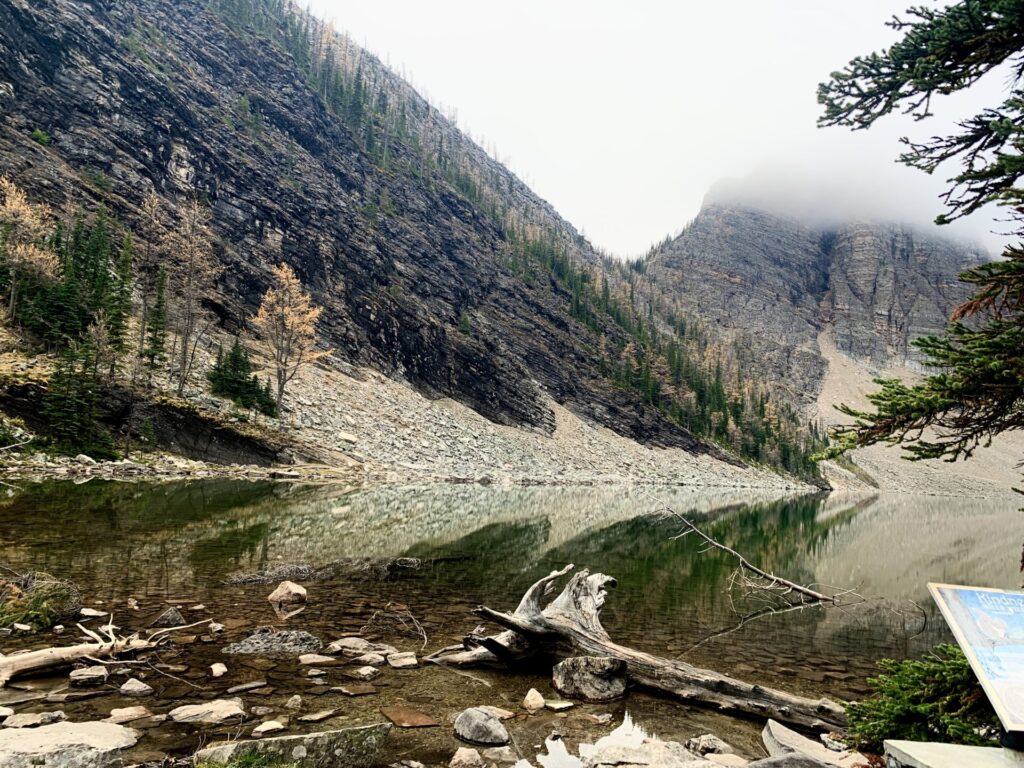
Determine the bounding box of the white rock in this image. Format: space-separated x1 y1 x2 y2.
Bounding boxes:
119 678 153 698
252 720 286 736
105 706 151 724
387 651 418 669
351 652 386 666
298 654 336 665
210 663 228 678
450 746 486 768
0 721 138 768
208 622 225 633
285 695 303 710
350 665 380 681
168 698 245 724
12 623 31 632
79 608 107 618
0 707 11 721
3 711 67 729
266 580 306 604
522 689 545 712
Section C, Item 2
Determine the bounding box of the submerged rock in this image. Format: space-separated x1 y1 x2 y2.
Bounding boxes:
193 723 390 768
150 606 186 627
0 721 138 768
222 627 323 658
552 656 627 702
454 707 509 746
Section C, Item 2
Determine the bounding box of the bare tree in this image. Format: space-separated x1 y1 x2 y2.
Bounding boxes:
253 262 328 420
0 177 58 319
165 200 219 396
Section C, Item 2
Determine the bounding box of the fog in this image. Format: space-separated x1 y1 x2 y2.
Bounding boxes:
308 0 1012 256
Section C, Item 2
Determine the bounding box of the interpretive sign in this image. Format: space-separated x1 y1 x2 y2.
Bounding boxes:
929 583 1024 733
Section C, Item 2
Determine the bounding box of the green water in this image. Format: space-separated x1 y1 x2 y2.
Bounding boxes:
0 480 1018 763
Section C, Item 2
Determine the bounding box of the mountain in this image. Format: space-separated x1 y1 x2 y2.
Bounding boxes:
0 0 727 456
646 202 986 410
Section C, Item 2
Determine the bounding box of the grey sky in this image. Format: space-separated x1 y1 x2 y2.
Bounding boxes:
309 1 1010 256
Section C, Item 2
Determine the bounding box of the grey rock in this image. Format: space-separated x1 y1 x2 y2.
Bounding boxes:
482 746 519 764
325 636 397 657
762 720 865 768
168 698 245 724
386 652 418 669
193 723 390 768
150 606 185 627
454 707 509 746
552 656 627 702
104 706 151 724
74 454 97 465
69 666 109 687
285 695 304 710
686 734 735 755
450 746 486 768
3 711 67 728
222 627 323 658
0 721 138 768
119 678 154 697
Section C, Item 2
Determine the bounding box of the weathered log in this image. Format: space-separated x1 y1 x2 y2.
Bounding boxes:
427 564 847 732
0 618 208 686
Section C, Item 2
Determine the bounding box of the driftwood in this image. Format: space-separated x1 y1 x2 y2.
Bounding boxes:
426 564 847 732
0 617 208 687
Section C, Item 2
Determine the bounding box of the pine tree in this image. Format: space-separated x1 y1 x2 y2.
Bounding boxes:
106 232 133 363
818 1 1024 476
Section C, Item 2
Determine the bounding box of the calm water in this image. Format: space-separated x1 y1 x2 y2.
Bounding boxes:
0 480 1019 763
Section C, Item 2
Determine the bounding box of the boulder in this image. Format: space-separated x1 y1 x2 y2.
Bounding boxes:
552 656 627 702
222 627 323 658
0 721 138 768
450 746 486 768
150 606 185 627
454 707 510 746
119 678 154 697
193 723 390 768
74 454 97 465
522 688 545 712
686 734 735 755
168 698 245 724
761 720 865 768
3 711 67 728
267 580 307 605
70 666 108 687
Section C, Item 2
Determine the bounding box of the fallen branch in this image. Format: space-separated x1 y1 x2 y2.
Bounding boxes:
428 565 847 732
0 615 210 686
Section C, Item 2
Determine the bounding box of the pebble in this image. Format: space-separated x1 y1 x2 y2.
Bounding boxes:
522 689 545 712
210 663 228 678
252 720 286 736
285 695 303 710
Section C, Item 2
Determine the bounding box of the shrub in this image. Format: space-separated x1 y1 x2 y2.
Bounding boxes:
30 128 51 146
847 644 1001 752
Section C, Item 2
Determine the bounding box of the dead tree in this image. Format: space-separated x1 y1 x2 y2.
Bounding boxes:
426 564 847 733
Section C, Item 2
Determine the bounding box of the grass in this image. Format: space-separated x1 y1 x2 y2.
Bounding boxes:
197 756 299 768
0 571 81 630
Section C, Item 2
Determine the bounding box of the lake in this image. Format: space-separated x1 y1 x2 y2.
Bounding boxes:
0 480 1018 763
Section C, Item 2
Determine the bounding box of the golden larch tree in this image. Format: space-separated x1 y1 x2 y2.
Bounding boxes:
253 262 328 420
0 177 58 319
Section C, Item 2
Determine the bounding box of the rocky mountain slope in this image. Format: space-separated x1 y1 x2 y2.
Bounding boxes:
0 0 720 456
647 201 986 409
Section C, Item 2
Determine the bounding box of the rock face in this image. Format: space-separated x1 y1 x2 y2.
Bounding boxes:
552 656 627 702
0 0 718 457
222 627 322 658
193 723 390 768
453 707 510 746
648 203 985 408
0 721 139 768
